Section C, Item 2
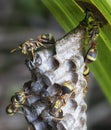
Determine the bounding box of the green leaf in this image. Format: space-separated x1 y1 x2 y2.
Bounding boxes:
42 0 84 32
91 0 111 26
41 0 111 102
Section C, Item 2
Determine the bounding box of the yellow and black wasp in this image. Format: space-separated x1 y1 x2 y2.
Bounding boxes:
11 33 55 59
81 10 100 77
49 81 75 120
82 10 99 43
6 90 31 116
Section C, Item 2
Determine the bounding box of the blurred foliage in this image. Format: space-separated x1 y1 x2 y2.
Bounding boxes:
3 0 51 27
14 0 50 17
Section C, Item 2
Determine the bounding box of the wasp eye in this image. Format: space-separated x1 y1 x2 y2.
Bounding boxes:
61 86 71 94
41 34 46 39
15 95 21 102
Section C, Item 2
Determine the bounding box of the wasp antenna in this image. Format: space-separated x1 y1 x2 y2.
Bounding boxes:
10 48 18 53
10 47 21 53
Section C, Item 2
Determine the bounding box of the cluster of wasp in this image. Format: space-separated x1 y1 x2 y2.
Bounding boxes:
6 31 76 119
10 11 99 78
6 81 75 120
6 11 100 121
6 33 56 116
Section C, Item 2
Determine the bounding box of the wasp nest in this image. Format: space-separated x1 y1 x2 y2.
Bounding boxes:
22 27 87 130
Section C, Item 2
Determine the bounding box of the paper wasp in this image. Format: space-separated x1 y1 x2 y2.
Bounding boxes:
81 10 99 77
6 90 31 116
11 33 55 59
49 81 75 120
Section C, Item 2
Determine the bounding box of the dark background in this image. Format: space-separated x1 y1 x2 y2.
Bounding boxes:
0 0 111 130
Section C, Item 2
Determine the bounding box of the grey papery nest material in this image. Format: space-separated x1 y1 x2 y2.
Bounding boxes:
23 27 87 130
